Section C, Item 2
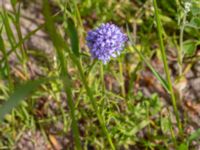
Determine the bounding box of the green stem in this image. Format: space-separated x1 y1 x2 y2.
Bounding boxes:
153 0 182 134
178 14 186 76
100 62 105 93
177 14 186 100
75 58 115 150
119 60 125 97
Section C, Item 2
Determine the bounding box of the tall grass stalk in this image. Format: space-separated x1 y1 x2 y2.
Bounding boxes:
43 0 82 149
153 0 182 134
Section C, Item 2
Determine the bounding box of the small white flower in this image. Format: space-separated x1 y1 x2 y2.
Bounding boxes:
184 2 191 13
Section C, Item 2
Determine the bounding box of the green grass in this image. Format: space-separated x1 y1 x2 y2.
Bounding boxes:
0 0 200 149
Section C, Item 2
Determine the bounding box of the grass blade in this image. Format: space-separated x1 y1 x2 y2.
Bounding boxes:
126 25 170 92
0 26 13 90
0 10 16 47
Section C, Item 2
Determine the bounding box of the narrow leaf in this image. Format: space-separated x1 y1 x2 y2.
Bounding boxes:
66 18 80 57
188 128 200 142
183 40 197 56
0 78 50 121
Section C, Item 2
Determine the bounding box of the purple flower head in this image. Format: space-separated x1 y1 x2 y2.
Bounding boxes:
86 23 128 64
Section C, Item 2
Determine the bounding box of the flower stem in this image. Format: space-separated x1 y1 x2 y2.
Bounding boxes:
100 62 105 93
119 60 126 97
75 59 115 150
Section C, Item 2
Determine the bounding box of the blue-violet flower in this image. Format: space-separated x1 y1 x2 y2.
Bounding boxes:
86 23 127 64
